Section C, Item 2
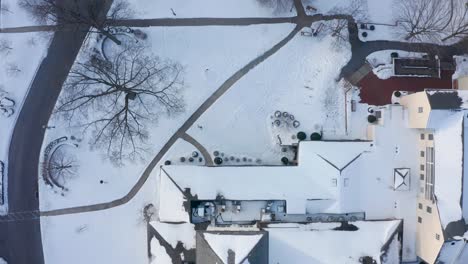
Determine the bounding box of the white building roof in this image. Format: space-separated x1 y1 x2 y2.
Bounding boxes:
266 220 401 264
433 111 465 228
203 233 264 264
158 141 372 222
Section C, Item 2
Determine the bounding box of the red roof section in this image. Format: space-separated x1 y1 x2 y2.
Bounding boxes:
357 70 454 106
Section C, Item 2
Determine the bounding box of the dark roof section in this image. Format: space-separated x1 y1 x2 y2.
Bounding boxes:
196 231 268 264
426 90 463 109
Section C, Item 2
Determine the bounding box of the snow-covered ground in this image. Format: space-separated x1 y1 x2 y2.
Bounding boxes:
41 161 158 264
40 24 296 210
0 32 51 214
0 0 40 28
187 33 351 164
126 0 297 19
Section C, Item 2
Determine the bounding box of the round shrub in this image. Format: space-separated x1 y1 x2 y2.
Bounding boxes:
310 132 322 141
214 157 223 165
394 91 401 97
180 157 186 162
164 160 171 165
390 52 399 58
369 25 375 30
281 157 289 165
368 115 377 123
361 32 368 38
297 131 307 141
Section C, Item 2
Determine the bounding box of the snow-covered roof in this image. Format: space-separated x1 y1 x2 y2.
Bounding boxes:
437 240 468 264
266 220 401 264
203 232 264 264
434 111 464 229
159 141 372 222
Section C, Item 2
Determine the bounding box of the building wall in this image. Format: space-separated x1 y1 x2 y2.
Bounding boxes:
400 92 431 129
416 131 445 264
457 76 468 90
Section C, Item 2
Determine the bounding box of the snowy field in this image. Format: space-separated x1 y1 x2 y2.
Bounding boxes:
0 32 51 214
126 0 297 18
39 23 295 210
0 0 41 28
41 162 158 264
187 33 351 164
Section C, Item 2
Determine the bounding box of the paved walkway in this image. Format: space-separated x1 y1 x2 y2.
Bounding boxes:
180 133 213 166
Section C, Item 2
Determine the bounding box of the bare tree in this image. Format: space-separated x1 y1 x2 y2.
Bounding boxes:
396 0 468 43
47 145 78 187
0 3 11 14
5 63 21 77
56 45 185 165
0 39 13 56
323 0 368 47
442 0 468 42
19 0 134 45
256 0 294 14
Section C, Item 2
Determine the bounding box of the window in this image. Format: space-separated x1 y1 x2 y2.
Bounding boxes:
420 164 425 171
425 147 435 201
418 107 424 113
436 234 440 240
428 134 434 140
418 203 423 209
420 134 425 140
418 216 422 223
420 151 425 157
426 206 432 213
343 178 349 187
420 174 424 180
331 178 337 187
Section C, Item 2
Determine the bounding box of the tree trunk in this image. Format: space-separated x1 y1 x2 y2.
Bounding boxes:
99 28 122 45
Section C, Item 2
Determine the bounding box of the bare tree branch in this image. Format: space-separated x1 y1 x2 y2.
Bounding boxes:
56 44 185 165
396 0 468 43
19 0 134 45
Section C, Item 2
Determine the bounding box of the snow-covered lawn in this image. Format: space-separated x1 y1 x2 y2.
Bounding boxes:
41 162 158 264
127 0 296 19
0 0 40 27
0 32 51 214
40 24 295 210
187 33 351 164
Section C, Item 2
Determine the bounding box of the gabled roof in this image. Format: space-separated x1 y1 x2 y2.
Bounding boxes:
158 141 372 222
196 231 268 264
